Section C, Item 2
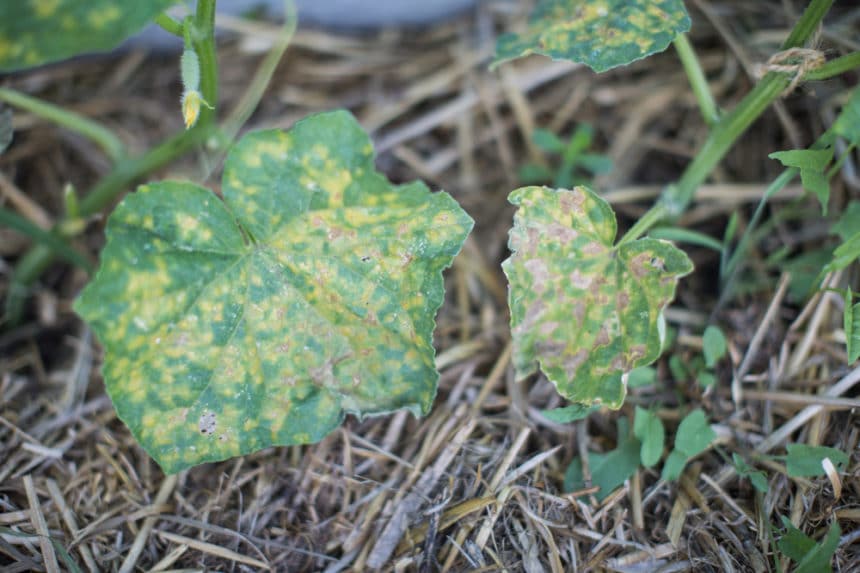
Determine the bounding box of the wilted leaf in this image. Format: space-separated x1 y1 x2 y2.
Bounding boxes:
0 1 177 72
494 0 690 72
75 110 473 473
503 186 692 408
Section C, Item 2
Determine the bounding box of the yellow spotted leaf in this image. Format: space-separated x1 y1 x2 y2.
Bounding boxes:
0 0 177 72
494 0 690 72
75 110 473 473
503 186 692 408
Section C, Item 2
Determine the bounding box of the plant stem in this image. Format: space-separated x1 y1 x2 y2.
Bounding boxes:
192 0 218 128
5 126 211 324
154 12 184 37
619 0 834 243
0 207 92 271
0 88 125 161
805 51 860 82
673 34 719 126
4 1 223 325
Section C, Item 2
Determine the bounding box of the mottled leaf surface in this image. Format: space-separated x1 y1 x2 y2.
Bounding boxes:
503 186 692 408
75 110 473 473
494 0 690 72
0 0 177 71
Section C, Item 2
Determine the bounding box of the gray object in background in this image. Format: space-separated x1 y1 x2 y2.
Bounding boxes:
131 0 479 50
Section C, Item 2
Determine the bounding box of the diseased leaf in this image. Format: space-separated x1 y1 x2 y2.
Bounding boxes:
564 417 640 500
784 444 848 477
503 186 693 408
0 1 178 72
633 406 664 467
75 110 473 473
494 0 691 73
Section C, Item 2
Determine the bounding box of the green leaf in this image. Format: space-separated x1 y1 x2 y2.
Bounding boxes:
518 163 554 184
778 517 841 573
74 110 473 473
769 149 834 214
0 108 11 154
661 409 715 480
649 226 723 252
503 186 693 408
843 290 860 363
627 366 656 388
0 1 178 72
494 0 691 73
732 453 768 492
564 417 640 500
823 230 860 276
833 87 860 145
768 149 833 171
633 406 664 467
795 521 841 573
532 128 565 153
702 325 727 368
660 449 688 481
673 409 715 457
830 201 860 241
784 444 848 477
542 404 600 423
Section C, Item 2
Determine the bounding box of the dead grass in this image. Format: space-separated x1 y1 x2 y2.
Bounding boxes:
1 1 859 571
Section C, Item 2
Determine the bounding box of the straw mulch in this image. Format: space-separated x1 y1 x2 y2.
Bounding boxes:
1 1 858 571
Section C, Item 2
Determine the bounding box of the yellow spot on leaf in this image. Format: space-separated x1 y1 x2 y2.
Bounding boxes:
30 0 61 18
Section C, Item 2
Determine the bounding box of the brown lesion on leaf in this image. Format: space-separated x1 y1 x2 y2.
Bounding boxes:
581 241 604 256
594 326 611 347
629 252 652 279
524 259 550 293
278 342 290 354
558 189 586 214
560 349 589 381
569 269 592 290
617 291 630 310
546 222 580 244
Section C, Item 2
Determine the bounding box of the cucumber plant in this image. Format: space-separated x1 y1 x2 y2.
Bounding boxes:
0 1 473 473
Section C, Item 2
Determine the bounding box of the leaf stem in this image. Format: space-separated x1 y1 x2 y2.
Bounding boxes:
0 88 125 161
673 34 719 126
154 12 184 37
618 0 833 243
192 0 218 128
804 51 860 82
